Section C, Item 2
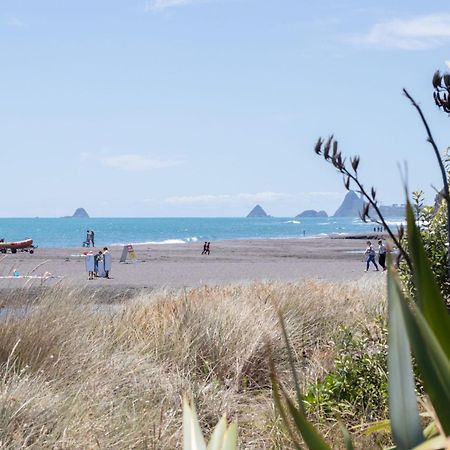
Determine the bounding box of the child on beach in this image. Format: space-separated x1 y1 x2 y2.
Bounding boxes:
364 241 379 272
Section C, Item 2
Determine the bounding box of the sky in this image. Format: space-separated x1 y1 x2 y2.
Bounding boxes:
1 0 450 217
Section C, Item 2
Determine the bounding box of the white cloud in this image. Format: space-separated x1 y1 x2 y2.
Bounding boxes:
6 16 25 27
145 0 205 12
445 60 450 69
351 14 450 49
101 154 181 172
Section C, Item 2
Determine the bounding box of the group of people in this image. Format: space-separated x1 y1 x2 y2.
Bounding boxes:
201 242 211 255
364 239 387 272
83 230 95 247
85 247 112 280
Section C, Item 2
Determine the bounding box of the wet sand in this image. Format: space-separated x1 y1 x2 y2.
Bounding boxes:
0 236 386 297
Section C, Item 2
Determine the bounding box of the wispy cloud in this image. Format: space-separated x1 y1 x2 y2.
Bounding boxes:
445 60 450 69
350 14 450 49
165 192 341 205
101 154 182 172
5 16 25 27
145 0 205 12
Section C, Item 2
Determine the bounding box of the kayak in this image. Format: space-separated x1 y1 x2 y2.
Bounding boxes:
0 239 35 253
0 239 34 249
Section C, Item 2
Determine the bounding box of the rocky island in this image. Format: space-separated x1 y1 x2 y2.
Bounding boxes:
247 205 269 218
68 208 90 218
295 209 328 218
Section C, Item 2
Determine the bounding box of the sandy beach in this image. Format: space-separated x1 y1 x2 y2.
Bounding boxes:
0 236 386 295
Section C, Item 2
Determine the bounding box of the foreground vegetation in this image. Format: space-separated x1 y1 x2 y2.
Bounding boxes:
0 278 386 448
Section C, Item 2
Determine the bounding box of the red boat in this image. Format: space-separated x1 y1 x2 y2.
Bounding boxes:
0 239 35 254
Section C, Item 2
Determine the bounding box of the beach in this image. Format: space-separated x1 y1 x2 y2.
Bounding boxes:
0 236 385 294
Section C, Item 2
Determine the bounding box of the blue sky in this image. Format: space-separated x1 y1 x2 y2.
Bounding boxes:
1 0 450 217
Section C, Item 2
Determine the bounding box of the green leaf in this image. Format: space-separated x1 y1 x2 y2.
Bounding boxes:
392 271 450 435
283 391 331 450
278 310 305 414
339 424 355 450
411 435 450 450
387 271 424 450
270 356 303 450
207 417 227 450
406 202 450 359
221 423 238 450
364 419 391 435
183 398 207 450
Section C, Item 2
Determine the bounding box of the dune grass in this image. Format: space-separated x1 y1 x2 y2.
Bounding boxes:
0 278 385 448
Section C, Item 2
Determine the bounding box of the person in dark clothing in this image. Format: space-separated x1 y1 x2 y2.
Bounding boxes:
94 250 103 276
378 239 387 271
202 242 207 255
205 242 210 255
90 230 95 247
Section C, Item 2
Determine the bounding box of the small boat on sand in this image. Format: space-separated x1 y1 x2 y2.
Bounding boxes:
0 239 35 254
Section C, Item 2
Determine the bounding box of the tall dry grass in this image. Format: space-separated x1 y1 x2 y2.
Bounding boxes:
0 278 384 448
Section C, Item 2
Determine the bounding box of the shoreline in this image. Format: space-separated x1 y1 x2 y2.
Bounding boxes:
0 236 386 294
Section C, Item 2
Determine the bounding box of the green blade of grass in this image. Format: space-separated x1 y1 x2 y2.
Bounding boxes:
283 393 331 450
207 416 227 450
339 424 355 450
269 356 303 450
387 271 424 450
278 310 305 414
406 202 450 359
221 423 238 450
411 435 450 450
393 272 450 435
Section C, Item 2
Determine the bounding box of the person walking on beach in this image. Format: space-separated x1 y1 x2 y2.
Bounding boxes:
364 241 379 272
202 242 207 255
90 230 95 247
378 239 387 271
205 242 210 255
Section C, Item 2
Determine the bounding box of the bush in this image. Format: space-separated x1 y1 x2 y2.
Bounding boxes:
304 319 388 423
400 199 450 305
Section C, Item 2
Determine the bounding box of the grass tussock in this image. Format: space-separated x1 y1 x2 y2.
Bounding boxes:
0 278 385 448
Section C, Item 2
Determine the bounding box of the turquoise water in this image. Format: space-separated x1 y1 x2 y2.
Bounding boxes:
0 217 403 248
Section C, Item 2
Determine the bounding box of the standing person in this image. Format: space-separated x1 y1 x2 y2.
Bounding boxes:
378 239 387 271
94 250 103 277
85 251 95 280
364 241 379 272
205 242 210 255
103 247 112 279
85 230 91 247
90 230 95 247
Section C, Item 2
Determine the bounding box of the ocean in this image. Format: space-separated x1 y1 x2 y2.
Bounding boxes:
0 217 404 248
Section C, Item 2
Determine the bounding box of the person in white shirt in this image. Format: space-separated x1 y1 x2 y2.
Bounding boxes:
378 239 387 271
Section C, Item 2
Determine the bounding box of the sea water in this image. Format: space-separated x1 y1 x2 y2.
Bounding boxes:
0 217 404 248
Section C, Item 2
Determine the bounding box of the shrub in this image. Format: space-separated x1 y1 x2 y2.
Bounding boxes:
304 320 388 423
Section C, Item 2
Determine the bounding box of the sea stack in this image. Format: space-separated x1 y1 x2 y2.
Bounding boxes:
295 209 328 218
247 205 269 218
72 208 90 218
333 191 364 217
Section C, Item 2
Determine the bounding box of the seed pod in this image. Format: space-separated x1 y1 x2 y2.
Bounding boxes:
432 70 441 88
444 73 450 88
323 136 332 160
351 156 360 172
344 175 350 190
314 138 323 155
